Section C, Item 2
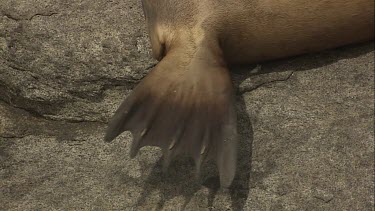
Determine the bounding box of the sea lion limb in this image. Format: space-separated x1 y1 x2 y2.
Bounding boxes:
105 40 237 188
105 0 374 188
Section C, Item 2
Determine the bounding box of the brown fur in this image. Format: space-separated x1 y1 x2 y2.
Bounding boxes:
143 0 374 63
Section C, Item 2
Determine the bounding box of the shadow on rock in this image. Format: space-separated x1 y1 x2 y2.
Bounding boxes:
134 157 200 210
229 95 254 210
230 42 373 79
127 42 373 210
133 95 254 210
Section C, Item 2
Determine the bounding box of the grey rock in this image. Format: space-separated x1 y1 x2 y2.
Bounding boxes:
0 0 373 210
313 188 334 203
0 0 156 122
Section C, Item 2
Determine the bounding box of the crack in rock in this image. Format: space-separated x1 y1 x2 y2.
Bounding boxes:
3 12 58 21
28 12 58 21
0 98 106 124
238 71 295 94
6 62 39 80
0 134 37 139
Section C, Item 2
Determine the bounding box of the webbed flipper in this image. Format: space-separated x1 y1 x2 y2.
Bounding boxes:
105 47 237 188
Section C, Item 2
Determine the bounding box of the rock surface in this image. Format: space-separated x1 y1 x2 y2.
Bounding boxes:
0 0 374 210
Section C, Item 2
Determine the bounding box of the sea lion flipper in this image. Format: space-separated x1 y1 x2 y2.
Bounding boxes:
217 117 237 188
105 49 237 188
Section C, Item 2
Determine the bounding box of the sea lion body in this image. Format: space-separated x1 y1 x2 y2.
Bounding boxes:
106 0 374 188
143 0 374 63
222 0 373 63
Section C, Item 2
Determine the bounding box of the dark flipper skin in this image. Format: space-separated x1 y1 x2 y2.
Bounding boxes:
105 45 237 188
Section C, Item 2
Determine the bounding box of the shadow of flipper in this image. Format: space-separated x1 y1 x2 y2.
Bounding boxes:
229 95 254 210
131 41 373 210
134 157 201 210
133 93 254 210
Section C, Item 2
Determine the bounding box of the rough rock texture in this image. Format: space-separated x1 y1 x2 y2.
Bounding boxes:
0 0 155 122
0 0 374 210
